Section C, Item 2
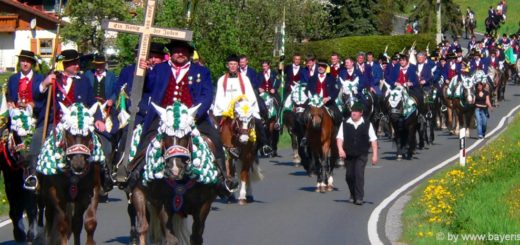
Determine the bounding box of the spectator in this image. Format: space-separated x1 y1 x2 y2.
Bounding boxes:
474 82 493 139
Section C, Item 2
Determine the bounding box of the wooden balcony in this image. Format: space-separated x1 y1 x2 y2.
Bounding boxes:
0 14 18 32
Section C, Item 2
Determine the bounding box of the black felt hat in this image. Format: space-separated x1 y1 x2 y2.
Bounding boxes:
91 54 106 64
351 102 364 112
167 40 194 55
227 54 240 63
17 50 37 62
59 49 80 62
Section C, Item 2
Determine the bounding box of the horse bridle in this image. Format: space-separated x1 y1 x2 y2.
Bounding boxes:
60 130 95 175
231 117 253 139
162 136 193 162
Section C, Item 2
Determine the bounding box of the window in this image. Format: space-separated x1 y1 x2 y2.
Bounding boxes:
39 39 53 56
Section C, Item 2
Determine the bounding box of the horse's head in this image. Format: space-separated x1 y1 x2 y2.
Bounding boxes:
7 106 36 165
461 76 476 104
260 92 276 119
386 87 404 120
306 93 326 129
290 84 309 112
152 102 200 180
339 77 359 111
58 102 99 175
232 98 256 144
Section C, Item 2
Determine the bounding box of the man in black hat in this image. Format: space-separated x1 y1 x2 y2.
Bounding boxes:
140 42 240 195
7 50 43 108
470 49 488 74
31 49 105 190
336 102 378 205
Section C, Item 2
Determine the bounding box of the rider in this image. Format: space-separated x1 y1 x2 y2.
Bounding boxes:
256 60 281 157
138 41 239 193
329 53 343 79
470 50 489 74
31 49 105 190
306 61 342 126
467 35 478 51
283 53 304 101
213 54 273 157
301 54 318 85
417 52 434 93
6 50 43 190
395 54 425 113
366 51 383 106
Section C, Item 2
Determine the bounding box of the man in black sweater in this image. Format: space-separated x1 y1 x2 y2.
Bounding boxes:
336 102 378 205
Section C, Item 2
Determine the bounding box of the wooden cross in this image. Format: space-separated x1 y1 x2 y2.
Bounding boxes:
101 0 193 183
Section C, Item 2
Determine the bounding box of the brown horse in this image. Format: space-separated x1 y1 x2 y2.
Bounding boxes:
304 96 335 193
488 66 506 106
441 80 457 134
465 14 476 39
130 103 220 245
38 103 102 245
220 97 262 205
282 84 309 166
451 76 476 138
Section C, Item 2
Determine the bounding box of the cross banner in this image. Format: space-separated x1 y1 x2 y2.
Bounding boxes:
101 0 193 183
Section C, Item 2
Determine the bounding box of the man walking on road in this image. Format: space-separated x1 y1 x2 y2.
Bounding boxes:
336 102 378 205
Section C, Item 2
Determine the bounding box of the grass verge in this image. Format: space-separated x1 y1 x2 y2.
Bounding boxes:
401 113 520 244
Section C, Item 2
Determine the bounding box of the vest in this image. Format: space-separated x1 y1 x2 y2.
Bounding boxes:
316 76 328 98
345 70 356 81
18 76 33 104
55 74 76 123
162 71 192 107
342 121 370 157
94 76 106 101
398 69 407 85
330 65 340 78
261 73 272 91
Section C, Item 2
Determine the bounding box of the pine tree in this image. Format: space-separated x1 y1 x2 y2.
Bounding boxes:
409 0 463 38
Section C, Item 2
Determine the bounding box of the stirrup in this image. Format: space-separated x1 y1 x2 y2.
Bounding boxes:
225 178 239 193
274 122 281 131
23 175 38 191
441 105 448 112
229 148 240 158
262 145 273 156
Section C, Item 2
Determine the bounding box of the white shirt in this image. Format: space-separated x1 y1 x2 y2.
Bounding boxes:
213 73 260 118
418 63 424 74
169 60 191 84
95 71 106 82
240 66 249 77
20 70 33 82
292 64 300 75
336 117 377 142
263 69 271 81
39 73 75 94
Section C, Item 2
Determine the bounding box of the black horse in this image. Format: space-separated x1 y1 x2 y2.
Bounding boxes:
385 87 418 160
0 107 38 243
485 15 502 37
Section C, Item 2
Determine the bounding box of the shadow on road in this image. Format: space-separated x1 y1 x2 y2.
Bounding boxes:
289 171 308 176
105 236 130 244
0 240 17 245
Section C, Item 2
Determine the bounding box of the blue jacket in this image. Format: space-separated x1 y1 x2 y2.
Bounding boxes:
307 74 339 105
301 64 318 85
240 66 258 89
367 62 383 87
142 62 213 134
33 73 101 128
470 58 489 74
416 62 433 87
355 63 372 90
84 69 118 101
283 64 305 93
442 61 462 80
385 63 400 84
389 64 418 88
7 71 44 104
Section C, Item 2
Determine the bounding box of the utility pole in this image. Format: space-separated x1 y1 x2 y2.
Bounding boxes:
436 0 442 43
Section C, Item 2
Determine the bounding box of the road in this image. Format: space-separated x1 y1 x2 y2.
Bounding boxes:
1 84 519 245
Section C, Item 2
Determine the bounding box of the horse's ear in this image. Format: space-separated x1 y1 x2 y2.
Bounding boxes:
25 105 33 116
88 102 99 117
188 103 201 118
151 102 166 118
59 102 70 117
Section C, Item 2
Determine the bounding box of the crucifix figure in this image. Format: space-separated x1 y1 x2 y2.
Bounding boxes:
102 0 193 184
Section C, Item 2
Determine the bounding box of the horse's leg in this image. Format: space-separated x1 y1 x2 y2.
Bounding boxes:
24 189 38 243
190 199 212 245
1 168 27 242
127 193 139 245
159 205 177 245
291 132 301 166
82 167 101 245
408 118 418 159
132 186 149 245
238 158 252 205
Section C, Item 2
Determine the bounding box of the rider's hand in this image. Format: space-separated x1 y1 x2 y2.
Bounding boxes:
323 97 331 103
139 59 150 70
7 102 15 109
370 87 376 94
420 80 426 85
270 89 276 94
42 73 56 88
407 82 414 87
339 149 346 159
259 88 265 93
95 120 106 132
106 99 113 107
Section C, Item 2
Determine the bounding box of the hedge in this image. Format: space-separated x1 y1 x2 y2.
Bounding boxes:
295 33 436 60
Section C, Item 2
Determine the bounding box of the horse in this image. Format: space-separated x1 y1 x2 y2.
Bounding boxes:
385 86 418 160
37 102 104 245
337 78 376 123
465 13 476 39
303 94 335 192
485 15 502 37
220 96 263 205
259 92 280 157
451 75 476 137
282 84 309 166
0 106 38 243
488 66 506 106
129 102 221 245
421 85 441 145
441 78 457 134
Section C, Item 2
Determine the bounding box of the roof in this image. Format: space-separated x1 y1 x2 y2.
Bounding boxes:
0 0 65 25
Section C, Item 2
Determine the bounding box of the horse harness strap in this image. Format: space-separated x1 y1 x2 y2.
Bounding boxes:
165 178 197 217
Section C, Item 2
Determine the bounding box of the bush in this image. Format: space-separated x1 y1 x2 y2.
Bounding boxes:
295 33 436 60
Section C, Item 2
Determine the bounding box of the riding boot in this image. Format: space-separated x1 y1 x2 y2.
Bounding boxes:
215 158 237 198
101 163 114 194
255 118 273 156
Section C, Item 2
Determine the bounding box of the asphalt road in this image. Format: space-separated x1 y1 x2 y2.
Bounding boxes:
1 84 520 245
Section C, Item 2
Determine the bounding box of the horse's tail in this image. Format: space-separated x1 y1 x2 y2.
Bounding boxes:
173 214 190 245
250 158 264 182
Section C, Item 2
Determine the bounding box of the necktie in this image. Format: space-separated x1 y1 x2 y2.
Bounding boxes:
62 75 69 86
20 77 28 84
173 63 189 78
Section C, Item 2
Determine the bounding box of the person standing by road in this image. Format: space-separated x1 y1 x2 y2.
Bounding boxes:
336 102 378 206
475 82 493 139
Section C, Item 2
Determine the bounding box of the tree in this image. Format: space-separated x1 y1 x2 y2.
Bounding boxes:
329 0 381 36
115 0 331 80
61 0 129 54
409 0 463 38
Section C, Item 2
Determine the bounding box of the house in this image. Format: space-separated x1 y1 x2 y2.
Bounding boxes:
0 0 75 72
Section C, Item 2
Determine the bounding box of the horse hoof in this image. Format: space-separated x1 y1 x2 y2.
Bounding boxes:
293 157 301 164
397 155 402 161
246 195 254 203
327 185 334 192
238 199 247 205
227 195 237 204
320 186 326 193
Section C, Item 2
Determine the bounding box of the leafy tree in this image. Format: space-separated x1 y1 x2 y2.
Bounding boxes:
409 0 463 38
61 0 130 54
329 0 381 36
